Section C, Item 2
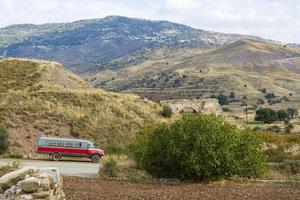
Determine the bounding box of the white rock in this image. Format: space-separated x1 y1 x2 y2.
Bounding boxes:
0 167 38 191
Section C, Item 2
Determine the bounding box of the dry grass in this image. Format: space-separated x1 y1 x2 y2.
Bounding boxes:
0 58 165 156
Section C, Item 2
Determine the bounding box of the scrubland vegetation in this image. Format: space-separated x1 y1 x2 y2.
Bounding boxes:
0 59 163 155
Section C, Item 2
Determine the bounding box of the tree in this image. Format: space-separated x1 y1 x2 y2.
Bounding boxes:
287 108 298 119
160 105 173 118
229 91 235 99
217 93 229 106
131 114 267 180
265 93 275 100
255 108 278 124
0 125 9 155
277 110 289 122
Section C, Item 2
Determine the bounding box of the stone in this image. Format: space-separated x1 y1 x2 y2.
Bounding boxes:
32 190 51 198
0 167 38 191
18 194 34 200
38 177 51 191
1 167 65 200
20 177 40 193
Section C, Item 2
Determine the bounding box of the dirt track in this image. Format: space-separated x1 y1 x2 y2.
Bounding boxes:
64 177 300 200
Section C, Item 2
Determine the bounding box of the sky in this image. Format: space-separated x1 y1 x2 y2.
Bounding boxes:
0 0 299 43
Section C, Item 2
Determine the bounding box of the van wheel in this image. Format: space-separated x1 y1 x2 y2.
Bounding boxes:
52 153 61 161
91 155 100 163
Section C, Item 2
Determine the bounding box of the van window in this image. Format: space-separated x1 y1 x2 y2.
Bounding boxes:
64 142 73 147
47 140 57 147
73 142 80 148
57 141 64 147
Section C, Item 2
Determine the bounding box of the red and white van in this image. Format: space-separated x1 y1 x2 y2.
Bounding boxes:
37 137 105 163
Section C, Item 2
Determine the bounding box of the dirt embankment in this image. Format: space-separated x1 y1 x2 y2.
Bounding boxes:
64 177 300 200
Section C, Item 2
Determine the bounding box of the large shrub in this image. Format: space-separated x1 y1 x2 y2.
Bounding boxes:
0 125 9 155
131 114 267 180
255 108 278 124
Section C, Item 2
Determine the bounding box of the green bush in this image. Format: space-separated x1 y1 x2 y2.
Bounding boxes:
277 110 289 122
255 108 278 124
287 108 298 119
131 114 267 180
0 125 9 155
160 105 173 118
99 158 119 177
276 160 300 175
216 93 229 106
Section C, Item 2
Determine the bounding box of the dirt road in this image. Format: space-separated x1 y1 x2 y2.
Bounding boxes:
0 159 99 176
64 177 300 200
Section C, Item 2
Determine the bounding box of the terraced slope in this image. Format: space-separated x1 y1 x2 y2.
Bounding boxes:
89 38 300 101
0 58 163 156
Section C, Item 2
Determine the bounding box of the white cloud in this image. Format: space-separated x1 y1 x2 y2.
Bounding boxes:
0 0 299 43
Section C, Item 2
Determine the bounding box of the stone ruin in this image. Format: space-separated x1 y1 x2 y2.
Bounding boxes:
0 167 65 200
161 98 222 114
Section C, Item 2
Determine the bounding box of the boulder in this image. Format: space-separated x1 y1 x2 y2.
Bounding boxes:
38 177 51 191
32 190 52 198
20 177 40 193
0 167 38 191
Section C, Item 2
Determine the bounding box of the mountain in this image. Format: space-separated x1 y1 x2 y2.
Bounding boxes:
1 16 300 103
87 38 300 101
0 16 243 74
287 43 300 48
0 58 163 157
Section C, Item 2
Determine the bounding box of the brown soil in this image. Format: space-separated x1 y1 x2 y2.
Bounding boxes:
64 177 300 200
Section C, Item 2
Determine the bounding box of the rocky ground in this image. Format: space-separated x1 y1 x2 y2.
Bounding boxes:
64 177 300 200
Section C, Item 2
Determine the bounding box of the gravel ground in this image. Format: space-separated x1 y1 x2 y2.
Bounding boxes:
64 177 300 200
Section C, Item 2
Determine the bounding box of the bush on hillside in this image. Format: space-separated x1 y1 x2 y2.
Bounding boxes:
284 123 294 134
287 108 298 119
277 110 289 122
229 91 235 99
0 125 9 155
160 105 173 118
216 93 229 106
131 114 267 180
255 108 278 124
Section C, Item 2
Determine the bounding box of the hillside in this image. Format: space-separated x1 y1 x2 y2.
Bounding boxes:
0 16 243 74
88 38 300 101
0 58 163 157
1 16 300 104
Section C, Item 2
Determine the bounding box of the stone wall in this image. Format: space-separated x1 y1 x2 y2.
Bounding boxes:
161 98 222 114
0 167 65 200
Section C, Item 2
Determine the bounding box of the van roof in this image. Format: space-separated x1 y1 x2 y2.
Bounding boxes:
39 137 92 143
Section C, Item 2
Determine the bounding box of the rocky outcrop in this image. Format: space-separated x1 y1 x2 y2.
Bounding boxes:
0 167 65 200
161 98 222 114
